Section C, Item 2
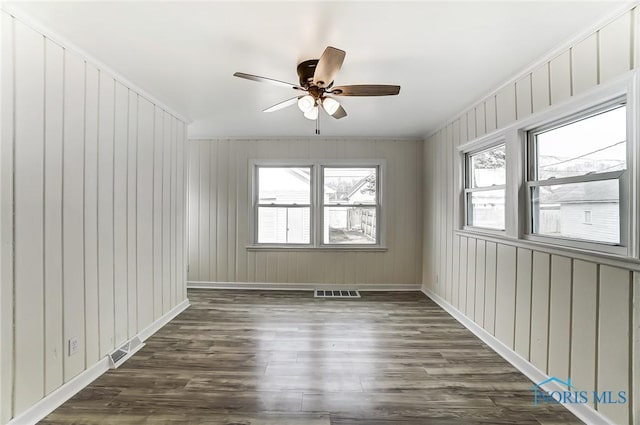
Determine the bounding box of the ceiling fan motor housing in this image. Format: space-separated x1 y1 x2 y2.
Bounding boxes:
297 59 319 88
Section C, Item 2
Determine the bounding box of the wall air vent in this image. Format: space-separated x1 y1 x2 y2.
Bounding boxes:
108 336 144 369
315 289 361 298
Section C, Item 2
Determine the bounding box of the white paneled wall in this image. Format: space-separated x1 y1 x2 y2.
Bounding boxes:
0 12 188 423
187 139 423 286
423 6 638 425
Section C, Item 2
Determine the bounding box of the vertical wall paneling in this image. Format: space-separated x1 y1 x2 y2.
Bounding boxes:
570 260 597 402
550 50 572 105
474 240 486 326
180 124 188 299
97 72 115 357
458 237 468 311
496 84 516 129
188 141 200 281
216 141 229 282
515 75 532 120
422 6 639 424
485 96 497 133
571 34 598 94
446 130 454 301
170 118 177 306
483 242 497 335
199 141 210 280
83 64 100 365
459 113 468 144
467 112 476 144
162 112 171 313
475 104 486 137
43 38 64 395
514 248 533 359
136 98 156 329
531 63 550 113
113 82 129 347
1 14 189 421
466 238 476 317
597 266 631 424
13 19 45 414
452 119 461 146
0 12 15 423
62 51 87 381
530 252 551 372
450 234 460 303
547 255 572 379
495 245 517 348
599 12 632 83
152 107 163 319
188 139 423 285
126 92 138 338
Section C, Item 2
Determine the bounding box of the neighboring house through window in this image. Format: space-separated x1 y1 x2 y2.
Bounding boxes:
526 101 626 246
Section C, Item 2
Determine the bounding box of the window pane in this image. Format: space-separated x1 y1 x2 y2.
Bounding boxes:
470 145 506 188
258 167 310 204
532 180 619 244
324 207 376 244
536 105 626 180
468 190 505 230
324 167 377 204
258 207 310 244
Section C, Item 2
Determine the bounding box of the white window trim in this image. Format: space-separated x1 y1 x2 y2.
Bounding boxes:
247 159 387 251
456 68 639 260
251 162 315 247
461 138 508 236
523 97 630 256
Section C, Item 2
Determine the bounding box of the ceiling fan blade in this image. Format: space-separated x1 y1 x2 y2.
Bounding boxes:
263 96 300 113
331 104 347 119
233 72 303 90
313 46 346 88
331 85 401 96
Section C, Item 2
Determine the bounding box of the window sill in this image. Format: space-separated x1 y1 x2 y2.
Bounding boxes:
246 245 388 252
454 229 640 272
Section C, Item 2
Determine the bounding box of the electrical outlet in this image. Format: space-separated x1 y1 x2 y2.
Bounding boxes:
68 337 79 356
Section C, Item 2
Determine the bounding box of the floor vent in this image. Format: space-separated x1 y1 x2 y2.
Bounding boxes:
315 289 361 298
108 336 144 369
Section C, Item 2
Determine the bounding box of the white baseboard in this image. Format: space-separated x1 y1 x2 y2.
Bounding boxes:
138 299 190 342
187 281 422 291
7 299 190 425
421 286 612 425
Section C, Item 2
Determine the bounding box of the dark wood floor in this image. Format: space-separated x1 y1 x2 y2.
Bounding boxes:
41 289 581 424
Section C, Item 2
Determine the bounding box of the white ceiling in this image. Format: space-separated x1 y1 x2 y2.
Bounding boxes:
6 1 621 139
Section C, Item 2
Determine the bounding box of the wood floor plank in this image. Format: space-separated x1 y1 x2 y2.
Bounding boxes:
40 290 581 424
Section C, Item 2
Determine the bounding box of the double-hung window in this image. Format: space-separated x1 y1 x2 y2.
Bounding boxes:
526 100 627 247
464 144 506 231
256 166 312 244
252 162 383 247
322 167 379 245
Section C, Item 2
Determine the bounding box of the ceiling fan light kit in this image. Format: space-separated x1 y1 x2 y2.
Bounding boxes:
233 46 401 134
297 95 316 113
322 97 340 116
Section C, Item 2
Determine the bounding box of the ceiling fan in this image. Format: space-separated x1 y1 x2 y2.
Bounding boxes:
233 46 400 133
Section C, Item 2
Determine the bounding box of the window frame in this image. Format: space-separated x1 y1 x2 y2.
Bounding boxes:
524 97 630 255
319 164 382 247
455 70 638 261
462 140 507 235
248 159 386 250
252 163 315 247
